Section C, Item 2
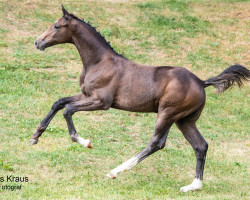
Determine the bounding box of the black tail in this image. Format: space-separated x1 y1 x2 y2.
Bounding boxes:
204 64 250 93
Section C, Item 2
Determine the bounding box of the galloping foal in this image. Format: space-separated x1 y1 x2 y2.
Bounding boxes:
31 6 249 192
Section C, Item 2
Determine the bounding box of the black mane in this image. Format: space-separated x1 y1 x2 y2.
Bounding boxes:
69 13 125 58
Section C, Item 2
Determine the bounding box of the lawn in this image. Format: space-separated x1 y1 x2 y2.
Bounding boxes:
0 0 249 199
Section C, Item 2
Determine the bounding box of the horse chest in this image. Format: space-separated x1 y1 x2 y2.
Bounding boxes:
80 75 110 96
80 70 105 96
81 67 116 96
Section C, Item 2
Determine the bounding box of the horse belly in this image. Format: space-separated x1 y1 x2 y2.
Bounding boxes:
111 67 166 112
111 89 159 112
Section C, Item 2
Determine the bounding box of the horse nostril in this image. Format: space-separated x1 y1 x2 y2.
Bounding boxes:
35 40 38 46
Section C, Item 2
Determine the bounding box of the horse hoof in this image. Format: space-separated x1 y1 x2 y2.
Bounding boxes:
106 172 116 179
76 137 93 148
29 139 38 145
180 185 201 192
87 141 93 148
180 179 202 192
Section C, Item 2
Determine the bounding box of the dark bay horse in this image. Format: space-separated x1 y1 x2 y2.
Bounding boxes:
32 6 249 192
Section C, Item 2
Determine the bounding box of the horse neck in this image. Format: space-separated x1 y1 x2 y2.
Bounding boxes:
71 22 113 70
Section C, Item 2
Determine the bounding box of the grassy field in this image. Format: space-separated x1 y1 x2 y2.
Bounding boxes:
0 0 249 199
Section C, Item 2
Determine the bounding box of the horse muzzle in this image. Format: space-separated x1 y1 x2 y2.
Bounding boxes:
34 39 47 51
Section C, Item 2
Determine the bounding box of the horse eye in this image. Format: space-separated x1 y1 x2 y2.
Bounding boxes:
54 25 60 29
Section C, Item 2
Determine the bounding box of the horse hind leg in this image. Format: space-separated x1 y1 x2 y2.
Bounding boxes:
175 106 208 192
107 112 173 179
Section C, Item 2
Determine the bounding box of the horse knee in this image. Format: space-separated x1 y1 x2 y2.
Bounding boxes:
63 106 75 118
52 98 65 110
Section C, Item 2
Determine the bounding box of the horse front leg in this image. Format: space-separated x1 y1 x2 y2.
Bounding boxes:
29 94 83 145
63 94 111 148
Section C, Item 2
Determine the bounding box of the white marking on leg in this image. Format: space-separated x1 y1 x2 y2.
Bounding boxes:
106 156 139 178
180 178 202 192
76 136 92 148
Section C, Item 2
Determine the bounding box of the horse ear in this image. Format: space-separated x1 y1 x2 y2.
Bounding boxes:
62 5 70 17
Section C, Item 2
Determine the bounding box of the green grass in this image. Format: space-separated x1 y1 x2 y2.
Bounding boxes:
0 0 249 199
